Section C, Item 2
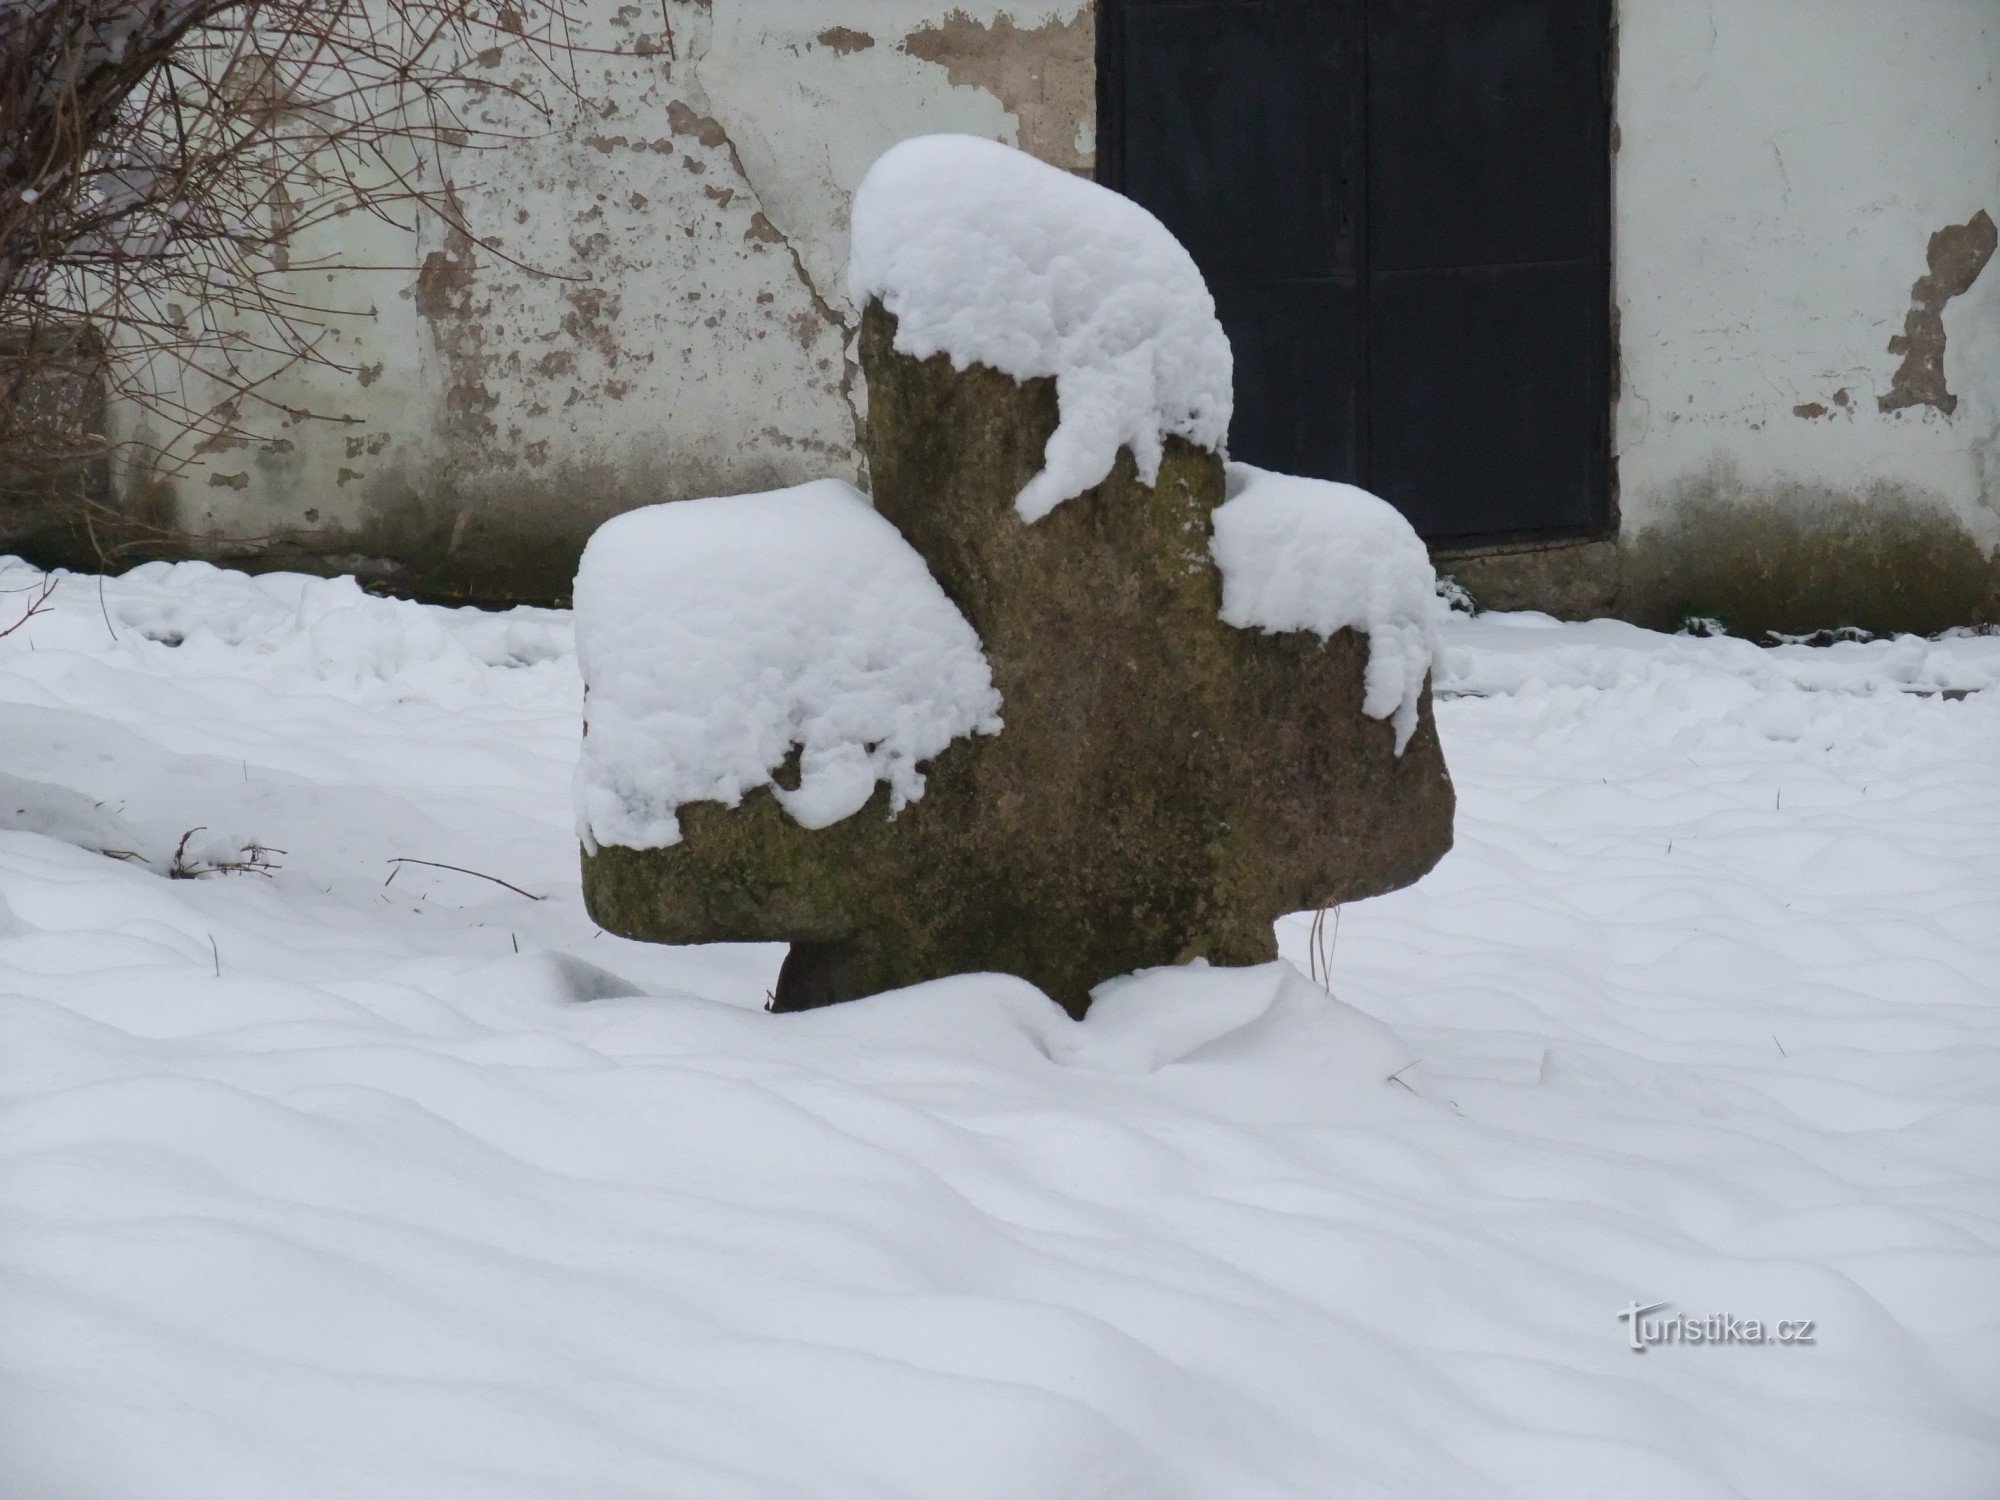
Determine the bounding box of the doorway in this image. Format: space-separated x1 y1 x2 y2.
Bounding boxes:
1098 0 1612 544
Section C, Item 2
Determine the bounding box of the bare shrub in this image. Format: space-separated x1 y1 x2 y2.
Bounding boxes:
0 0 577 558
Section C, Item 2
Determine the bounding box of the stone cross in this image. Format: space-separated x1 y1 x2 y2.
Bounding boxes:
581 299 1455 1016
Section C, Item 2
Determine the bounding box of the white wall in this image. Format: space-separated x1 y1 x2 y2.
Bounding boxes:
113 0 1093 599
1613 0 2000 622
95 0 2000 624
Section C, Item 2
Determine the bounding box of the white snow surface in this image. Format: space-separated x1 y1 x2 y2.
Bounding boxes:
1210 462 1438 751
572 480 1001 849
3 558 1999 1499
849 135 1233 522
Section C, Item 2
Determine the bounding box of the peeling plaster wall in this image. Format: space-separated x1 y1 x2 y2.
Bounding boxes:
1612 0 2000 631
91 1 1094 602
71 0 2000 630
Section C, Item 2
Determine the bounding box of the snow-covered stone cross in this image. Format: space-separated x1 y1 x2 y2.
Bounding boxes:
574 137 1454 1015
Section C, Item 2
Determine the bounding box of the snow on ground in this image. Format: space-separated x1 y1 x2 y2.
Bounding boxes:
1 558 1996 1499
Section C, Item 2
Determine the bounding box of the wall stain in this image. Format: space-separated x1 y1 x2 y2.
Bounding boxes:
582 134 676 156
1623 460 1997 636
817 26 875 56
1879 208 1996 415
560 287 624 371
662 68 865 458
664 99 730 151
413 231 476 322
900 7 1096 174
412 186 503 451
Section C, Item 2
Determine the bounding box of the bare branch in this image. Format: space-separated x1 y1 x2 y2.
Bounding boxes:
386 856 544 901
0 0 579 520
0 572 57 636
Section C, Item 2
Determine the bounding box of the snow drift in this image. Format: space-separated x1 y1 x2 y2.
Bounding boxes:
0 558 1996 1497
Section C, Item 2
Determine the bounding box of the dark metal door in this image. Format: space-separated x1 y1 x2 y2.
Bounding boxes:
1099 0 1611 543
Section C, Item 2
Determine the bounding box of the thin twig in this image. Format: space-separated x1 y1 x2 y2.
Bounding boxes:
0 575 56 637
386 857 543 901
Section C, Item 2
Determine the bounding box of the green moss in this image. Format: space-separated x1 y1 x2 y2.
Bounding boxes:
1622 472 1997 638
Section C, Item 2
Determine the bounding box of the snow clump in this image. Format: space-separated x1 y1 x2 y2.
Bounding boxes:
849 134 1233 523
1209 463 1438 753
574 480 1003 850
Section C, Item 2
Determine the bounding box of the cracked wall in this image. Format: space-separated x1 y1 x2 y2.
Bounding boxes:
77 0 1094 602
1613 0 2000 630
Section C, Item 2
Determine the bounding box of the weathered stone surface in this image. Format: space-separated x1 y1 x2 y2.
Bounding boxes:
582 301 1455 1015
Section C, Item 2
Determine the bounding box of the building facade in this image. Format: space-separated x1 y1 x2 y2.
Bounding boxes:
30 0 2000 634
